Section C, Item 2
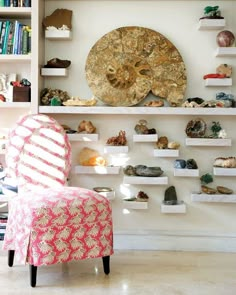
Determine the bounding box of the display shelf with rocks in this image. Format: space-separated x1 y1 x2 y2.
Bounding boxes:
191 193 236 203
67 133 99 141
45 29 72 40
161 201 186 213
213 167 236 176
174 168 199 177
198 19 226 30
74 165 120 175
215 47 236 57
185 138 232 146
123 175 168 185
104 146 129 154
153 149 179 157
205 78 232 86
41 68 69 77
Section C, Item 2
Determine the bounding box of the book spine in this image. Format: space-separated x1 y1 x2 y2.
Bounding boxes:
22 26 28 54
0 21 7 54
2 20 10 54
23 0 30 7
13 0 17 6
4 0 10 7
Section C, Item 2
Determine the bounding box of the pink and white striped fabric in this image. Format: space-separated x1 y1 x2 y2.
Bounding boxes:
3 114 113 266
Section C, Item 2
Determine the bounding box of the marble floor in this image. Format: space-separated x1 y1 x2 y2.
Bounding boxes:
0 250 236 295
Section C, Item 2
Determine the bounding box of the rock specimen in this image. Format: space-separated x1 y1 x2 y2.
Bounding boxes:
185 118 207 138
201 185 217 194
78 147 106 166
63 97 97 106
186 159 198 169
44 58 71 69
123 165 163 177
40 88 70 105
43 9 73 30
217 186 233 194
200 5 223 19
216 64 232 78
174 159 186 169
85 26 186 106
164 186 178 205
213 157 236 168
134 119 149 134
156 136 168 149
78 120 96 134
136 191 149 202
216 30 235 47
144 100 164 107
106 130 127 146
168 142 180 149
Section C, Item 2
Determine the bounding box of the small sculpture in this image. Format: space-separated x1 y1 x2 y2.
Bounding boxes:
106 130 127 146
78 120 96 134
134 119 157 134
185 118 207 138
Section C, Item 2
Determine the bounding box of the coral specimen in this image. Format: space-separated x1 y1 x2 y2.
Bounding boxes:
106 130 127 146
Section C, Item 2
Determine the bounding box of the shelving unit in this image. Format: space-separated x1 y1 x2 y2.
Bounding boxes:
41 68 68 76
45 29 72 40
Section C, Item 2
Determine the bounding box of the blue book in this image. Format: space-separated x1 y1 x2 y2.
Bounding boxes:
2 20 10 54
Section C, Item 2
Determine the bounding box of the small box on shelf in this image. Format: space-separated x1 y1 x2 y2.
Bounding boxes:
13 86 30 102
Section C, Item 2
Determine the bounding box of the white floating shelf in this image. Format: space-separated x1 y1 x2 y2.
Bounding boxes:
205 78 232 87
0 195 11 203
213 167 236 176
198 19 226 30
41 68 68 77
74 166 120 175
215 47 236 57
161 201 186 214
153 149 179 157
68 133 99 142
133 134 158 142
95 191 115 201
104 146 129 154
123 176 168 185
174 168 199 177
45 30 72 40
191 193 236 203
123 201 148 209
185 138 232 146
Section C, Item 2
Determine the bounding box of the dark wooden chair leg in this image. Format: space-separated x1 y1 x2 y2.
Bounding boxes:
29 264 37 287
8 250 15 267
102 255 110 275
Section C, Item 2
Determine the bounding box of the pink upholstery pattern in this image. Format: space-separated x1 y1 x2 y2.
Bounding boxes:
2 114 113 269
3 187 113 266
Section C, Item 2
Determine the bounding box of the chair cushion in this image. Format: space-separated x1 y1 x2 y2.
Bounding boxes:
3 187 113 266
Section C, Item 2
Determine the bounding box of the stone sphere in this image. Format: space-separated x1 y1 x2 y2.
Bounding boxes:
216 30 235 47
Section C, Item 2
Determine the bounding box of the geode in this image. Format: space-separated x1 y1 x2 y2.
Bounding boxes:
185 118 207 138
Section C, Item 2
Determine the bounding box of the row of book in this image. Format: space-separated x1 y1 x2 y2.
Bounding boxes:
0 20 31 55
0 0 31 7
0 213 8 241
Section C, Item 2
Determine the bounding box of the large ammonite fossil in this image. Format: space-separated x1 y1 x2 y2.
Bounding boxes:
85 26 187 107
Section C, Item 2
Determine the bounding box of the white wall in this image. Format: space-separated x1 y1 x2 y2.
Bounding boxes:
44 1 236 251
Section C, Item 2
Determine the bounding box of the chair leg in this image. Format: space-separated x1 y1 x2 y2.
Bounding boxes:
29 264 37 287
102 256 110 275
8 250 15 267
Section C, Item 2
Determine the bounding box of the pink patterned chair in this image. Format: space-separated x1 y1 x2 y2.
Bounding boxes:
2 114 113 287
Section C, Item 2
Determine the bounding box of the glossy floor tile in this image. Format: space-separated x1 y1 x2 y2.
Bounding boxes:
0 250 236 294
